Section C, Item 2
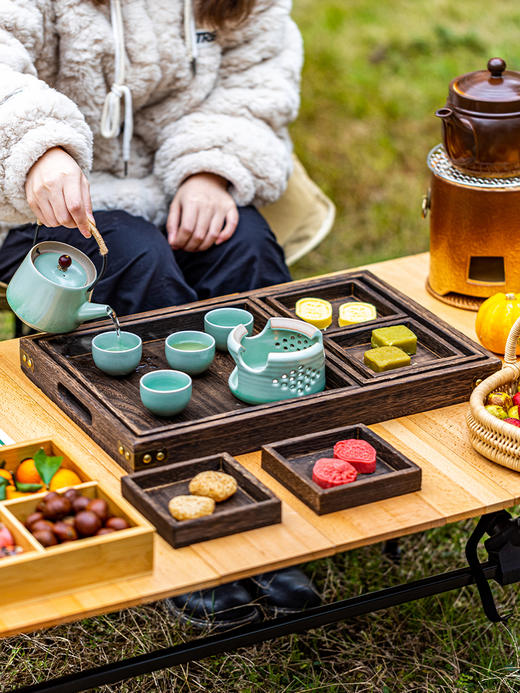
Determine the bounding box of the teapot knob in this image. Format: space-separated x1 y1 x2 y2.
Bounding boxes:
488 57 506 78
58 254 72 270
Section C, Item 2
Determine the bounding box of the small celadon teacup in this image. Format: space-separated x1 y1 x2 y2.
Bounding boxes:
91 331 142 376
204 308 254 351
165 330 215 375
140 369 192 417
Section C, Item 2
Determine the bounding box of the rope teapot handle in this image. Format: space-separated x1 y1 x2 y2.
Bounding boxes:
33 219 108 257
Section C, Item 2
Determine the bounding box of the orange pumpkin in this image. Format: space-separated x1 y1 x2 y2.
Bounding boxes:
475 292 520 354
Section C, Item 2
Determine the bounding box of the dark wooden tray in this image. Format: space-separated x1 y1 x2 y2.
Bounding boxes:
261 273 407 334
262 424 421 514
121 453 281 547
19 271 500 472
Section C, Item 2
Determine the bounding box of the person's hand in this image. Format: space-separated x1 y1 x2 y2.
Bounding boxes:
167 172 239 252
25 147 93 238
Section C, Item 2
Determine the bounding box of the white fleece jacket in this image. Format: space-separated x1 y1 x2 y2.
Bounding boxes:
0 0 303 233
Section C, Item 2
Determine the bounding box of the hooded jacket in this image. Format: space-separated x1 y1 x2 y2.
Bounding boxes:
0 0 303 234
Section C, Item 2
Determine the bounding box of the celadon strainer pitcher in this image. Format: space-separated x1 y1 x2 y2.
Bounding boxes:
227 317 326 404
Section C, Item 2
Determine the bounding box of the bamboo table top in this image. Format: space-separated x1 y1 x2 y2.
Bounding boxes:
1 251 519 638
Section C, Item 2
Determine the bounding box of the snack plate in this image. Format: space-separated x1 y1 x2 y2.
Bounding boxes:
121 453 281 548
19 270 500 472
261 424 421 515
0 480 153 605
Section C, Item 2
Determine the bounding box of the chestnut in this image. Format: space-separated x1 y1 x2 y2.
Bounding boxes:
41 496 71 521
74 510 101 537
86 498 109 523
53 521 78 543
105 516 130 531
25 512 44 530
62 516 76 527
30 519 55 534
96 528 116 536
33 529 58 547
72 495 90 514
63 488 79 502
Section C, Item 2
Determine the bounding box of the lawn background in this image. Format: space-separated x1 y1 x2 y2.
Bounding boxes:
2 1 520 690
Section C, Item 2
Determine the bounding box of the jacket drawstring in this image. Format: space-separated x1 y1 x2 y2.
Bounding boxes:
100 0 133 175
101 0 197 175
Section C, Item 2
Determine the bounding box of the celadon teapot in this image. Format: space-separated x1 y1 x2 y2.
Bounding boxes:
7 222 112 334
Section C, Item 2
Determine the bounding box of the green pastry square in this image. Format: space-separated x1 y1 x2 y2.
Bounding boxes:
363 346 411 372
370 325 417 355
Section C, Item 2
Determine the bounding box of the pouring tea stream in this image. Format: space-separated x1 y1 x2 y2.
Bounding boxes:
7 219 119 334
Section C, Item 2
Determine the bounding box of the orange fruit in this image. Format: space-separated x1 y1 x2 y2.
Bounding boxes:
49 469 82 491
15 458 42 485
6 485 26 500
0 469 13 485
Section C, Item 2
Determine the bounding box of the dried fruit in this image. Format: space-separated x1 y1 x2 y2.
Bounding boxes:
508 405 520 419
74 510 102 537
485 404 508 420
504 418 520 428
486 392 513 410
513 393 520 408
0 524 15 549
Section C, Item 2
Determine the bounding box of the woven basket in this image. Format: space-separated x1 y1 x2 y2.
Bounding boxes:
467 316 520 470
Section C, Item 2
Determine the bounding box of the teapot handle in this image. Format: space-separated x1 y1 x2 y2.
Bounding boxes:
33 219 108 256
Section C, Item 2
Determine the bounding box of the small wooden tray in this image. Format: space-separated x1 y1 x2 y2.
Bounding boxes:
121 453 281 548
262 273 405 333
0 482 153 604
0 438 90 498
261 424 421 515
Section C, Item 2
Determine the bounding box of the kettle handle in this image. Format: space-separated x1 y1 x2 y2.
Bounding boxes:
33 219 108 256
33 219 108 290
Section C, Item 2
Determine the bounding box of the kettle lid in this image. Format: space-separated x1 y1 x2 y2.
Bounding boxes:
449 58 520 113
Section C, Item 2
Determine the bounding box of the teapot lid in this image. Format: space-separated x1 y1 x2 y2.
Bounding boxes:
449 58 520 114
33 251 89 288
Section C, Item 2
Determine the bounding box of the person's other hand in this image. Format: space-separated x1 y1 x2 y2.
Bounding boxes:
167 172 239 252
25 147 93 238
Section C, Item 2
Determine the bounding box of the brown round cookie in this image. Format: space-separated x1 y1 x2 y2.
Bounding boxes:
188 471 238 502
168 495 215 521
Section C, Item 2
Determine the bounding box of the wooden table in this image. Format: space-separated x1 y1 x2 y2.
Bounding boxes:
2 252 519 690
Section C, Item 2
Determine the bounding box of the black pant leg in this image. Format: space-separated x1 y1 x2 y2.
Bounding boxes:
174 206 292 300
0 210 198 316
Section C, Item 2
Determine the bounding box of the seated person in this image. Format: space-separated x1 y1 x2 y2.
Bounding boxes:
0 0 320 624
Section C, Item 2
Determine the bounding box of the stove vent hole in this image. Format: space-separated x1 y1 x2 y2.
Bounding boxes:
468 256 505 284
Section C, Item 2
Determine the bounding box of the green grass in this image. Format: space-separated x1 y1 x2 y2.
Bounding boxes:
3 0 520 689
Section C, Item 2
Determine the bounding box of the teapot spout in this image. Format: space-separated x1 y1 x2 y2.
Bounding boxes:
76 301 112 325
435 107 454 120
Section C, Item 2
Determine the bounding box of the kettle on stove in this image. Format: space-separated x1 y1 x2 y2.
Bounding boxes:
7 220 112 333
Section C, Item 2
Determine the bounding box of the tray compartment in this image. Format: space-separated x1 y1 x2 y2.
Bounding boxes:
260 274 405 333
122 453 281 547
262 424 421 514
0 482 154 604
325 317 474 383
0 438 90 498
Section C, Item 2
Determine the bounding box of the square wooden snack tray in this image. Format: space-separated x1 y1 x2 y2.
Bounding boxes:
19 271 500 472
261 424 421 514
121 453 281 547
0 438 153 604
